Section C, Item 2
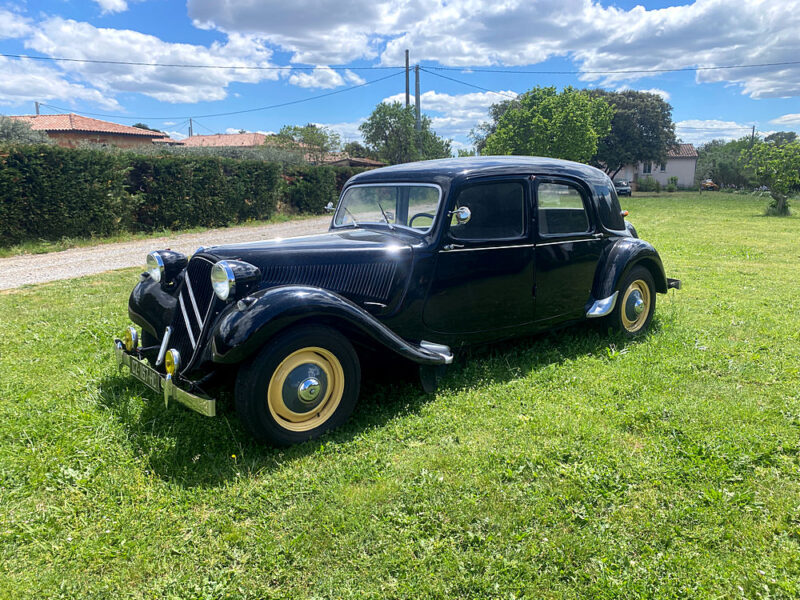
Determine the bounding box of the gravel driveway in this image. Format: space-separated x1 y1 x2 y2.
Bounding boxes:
0 216 331 291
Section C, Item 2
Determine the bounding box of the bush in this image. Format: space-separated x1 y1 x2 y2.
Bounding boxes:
666 176 678 192
284 165 338 214
0 145 281 246
637 176 660 193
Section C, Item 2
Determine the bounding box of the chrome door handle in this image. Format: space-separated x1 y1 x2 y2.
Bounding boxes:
443 243 465 251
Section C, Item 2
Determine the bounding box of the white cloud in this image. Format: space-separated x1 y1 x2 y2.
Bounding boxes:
188 0 800 99
639 88 671 102
289 67 346 89
382 89 516 141
675 119 756 145
224 127 275 135
770 113 800 127
0 8 31 39
0 56 120 110
24 18 281 103
313 119 366 143
93 0 128 14
163 130 187 140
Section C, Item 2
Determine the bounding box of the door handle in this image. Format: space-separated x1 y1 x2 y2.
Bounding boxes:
443 243 465 251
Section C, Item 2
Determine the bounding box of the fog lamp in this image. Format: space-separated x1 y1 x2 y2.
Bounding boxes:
123 326 138 352
165 349 181 376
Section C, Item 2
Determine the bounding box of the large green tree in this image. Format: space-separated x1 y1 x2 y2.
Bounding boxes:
359 102 451 165
586 90 676 178
695 137 759 188
0 116 51 144
480 86 612 163
764 131 798 146
275 124 341 164
747 141 800 216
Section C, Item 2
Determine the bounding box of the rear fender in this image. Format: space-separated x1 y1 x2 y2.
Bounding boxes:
211 285 451 366
591 238 668 302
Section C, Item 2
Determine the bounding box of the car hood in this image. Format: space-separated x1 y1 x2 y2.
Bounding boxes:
199 227 417 309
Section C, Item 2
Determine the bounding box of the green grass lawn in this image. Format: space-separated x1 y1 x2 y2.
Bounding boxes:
1 192 799 598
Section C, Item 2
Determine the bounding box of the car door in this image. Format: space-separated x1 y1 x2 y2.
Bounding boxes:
422 177 535 334
533 178 604 322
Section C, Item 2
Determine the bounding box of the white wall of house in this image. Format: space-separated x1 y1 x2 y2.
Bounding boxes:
618 157 697 188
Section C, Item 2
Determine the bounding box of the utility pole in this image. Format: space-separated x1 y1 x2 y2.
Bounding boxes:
34 101 40 115
189 118 193 137
414 65 421 132
405 50 410 107
751 125 756 144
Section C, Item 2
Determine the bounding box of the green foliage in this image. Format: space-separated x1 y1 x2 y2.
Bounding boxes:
746 141 800 216
3 193 800 597
275 124 341 165
482 86 613 163
667 176 678 192
360 102 452 164
0 116 51 144
0 146 282 245
764 131 798 146
342 141 375 159
695 137 759 188
457 148 477 157
283 165 338 214
131 123 163 133
637 176 662 193
586 90 676 178
470 97 518 153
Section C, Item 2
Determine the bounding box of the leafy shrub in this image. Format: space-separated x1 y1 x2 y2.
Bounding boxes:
666 176 678 192
637 176 660 193
284 165 338 214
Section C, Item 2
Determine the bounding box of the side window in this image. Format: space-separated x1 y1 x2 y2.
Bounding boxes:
594 183 625 231
450 181 525 241
537 182 590 235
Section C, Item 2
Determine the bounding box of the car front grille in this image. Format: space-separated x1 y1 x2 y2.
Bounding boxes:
168 256 216 373
261 262 396 303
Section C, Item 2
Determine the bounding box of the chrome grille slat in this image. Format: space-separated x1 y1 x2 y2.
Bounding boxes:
184 276 203 327
165 256 215 373
178 292 197 348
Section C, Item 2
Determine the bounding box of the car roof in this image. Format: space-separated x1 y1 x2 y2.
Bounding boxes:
348 155 610 186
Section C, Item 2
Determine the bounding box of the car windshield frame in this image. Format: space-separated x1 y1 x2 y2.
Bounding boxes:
332 183 443 235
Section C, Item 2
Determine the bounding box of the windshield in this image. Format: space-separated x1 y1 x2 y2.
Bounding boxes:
334 184 442 233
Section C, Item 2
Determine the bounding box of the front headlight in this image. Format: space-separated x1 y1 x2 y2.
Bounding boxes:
210 260 261 301
145 250 188 284
211 261 236 301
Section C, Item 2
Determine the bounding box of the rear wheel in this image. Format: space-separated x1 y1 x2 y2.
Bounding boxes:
235 325 360 445
607 266 656 337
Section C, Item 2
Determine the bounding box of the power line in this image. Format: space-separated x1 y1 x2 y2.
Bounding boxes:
4 51 799 75
420 67 518 99
40 70 404 121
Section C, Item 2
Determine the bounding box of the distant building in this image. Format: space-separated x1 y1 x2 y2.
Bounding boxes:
618 143 698 188
179 132 269 147
8 114 168 148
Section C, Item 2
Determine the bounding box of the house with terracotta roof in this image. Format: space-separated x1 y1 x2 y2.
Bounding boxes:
617 143 698 188
8 114 168 148
179 132 269 148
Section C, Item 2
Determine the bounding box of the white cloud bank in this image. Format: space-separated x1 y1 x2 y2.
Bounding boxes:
675 119 757 145
770 114 800 127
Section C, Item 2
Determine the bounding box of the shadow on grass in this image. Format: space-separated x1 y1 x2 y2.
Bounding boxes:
96 318 662 489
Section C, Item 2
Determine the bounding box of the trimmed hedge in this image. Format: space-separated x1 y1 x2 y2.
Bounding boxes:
0 145 364 246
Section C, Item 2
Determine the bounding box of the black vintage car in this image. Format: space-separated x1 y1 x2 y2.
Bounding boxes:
116 156 680 445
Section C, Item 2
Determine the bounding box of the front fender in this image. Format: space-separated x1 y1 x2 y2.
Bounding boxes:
211 285 451 366
592 237 668 301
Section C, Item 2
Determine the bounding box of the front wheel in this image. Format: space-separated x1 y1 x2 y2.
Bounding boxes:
606 266 656 337
235 325 360 445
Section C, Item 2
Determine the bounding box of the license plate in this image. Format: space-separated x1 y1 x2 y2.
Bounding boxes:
130 358 162 393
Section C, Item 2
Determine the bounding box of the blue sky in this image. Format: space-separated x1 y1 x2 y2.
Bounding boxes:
1 0 798 150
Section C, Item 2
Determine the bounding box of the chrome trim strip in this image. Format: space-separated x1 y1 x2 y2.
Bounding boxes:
178 293 197 348
184 276 203 326
537 239 597 247
586 291 619 319
420 340 454 365
155 326 172 366
441 243 535 252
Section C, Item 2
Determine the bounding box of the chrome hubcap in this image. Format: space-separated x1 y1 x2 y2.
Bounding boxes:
632 291 645 315
297 377 321 404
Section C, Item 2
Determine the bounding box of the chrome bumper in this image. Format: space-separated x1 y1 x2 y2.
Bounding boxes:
114 342 216 417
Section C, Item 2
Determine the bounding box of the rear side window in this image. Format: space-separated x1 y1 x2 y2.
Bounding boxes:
595 183 626 231
537 182 590 235
450 181 525 241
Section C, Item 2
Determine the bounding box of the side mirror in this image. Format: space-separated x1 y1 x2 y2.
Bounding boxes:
325 201 335 212
452 206 471 225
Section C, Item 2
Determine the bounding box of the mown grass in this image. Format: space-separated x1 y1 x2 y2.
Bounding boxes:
1 192 799 598
0 213 306 258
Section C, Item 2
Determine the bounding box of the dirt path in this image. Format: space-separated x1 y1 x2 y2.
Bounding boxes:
0 216 331 290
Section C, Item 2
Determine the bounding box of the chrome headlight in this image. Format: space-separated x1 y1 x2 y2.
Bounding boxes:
145 250 188 284
210 260 261 301
146 252 164 282
211 261 236 301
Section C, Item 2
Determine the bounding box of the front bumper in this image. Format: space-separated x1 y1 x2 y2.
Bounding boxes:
114 342 216 417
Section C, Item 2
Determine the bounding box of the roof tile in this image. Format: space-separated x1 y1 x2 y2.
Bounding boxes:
9 114 167 137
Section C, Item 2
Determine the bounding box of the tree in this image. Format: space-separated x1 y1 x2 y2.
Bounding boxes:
586 90 676 178
132 122 163 133
765 131 798 146
343 141 375 159
457 148 477 157
695 137 759 188
480 86 612 163
747 141 800 216
0 116 51 144
359 102 452 165
470 97 518 153
275 124 341 165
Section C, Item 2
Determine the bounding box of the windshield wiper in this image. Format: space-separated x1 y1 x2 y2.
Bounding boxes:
343 206 360 227
376 201 394 229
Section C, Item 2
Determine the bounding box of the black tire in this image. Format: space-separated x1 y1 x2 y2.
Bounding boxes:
235 325 360 446
606 265 656 337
